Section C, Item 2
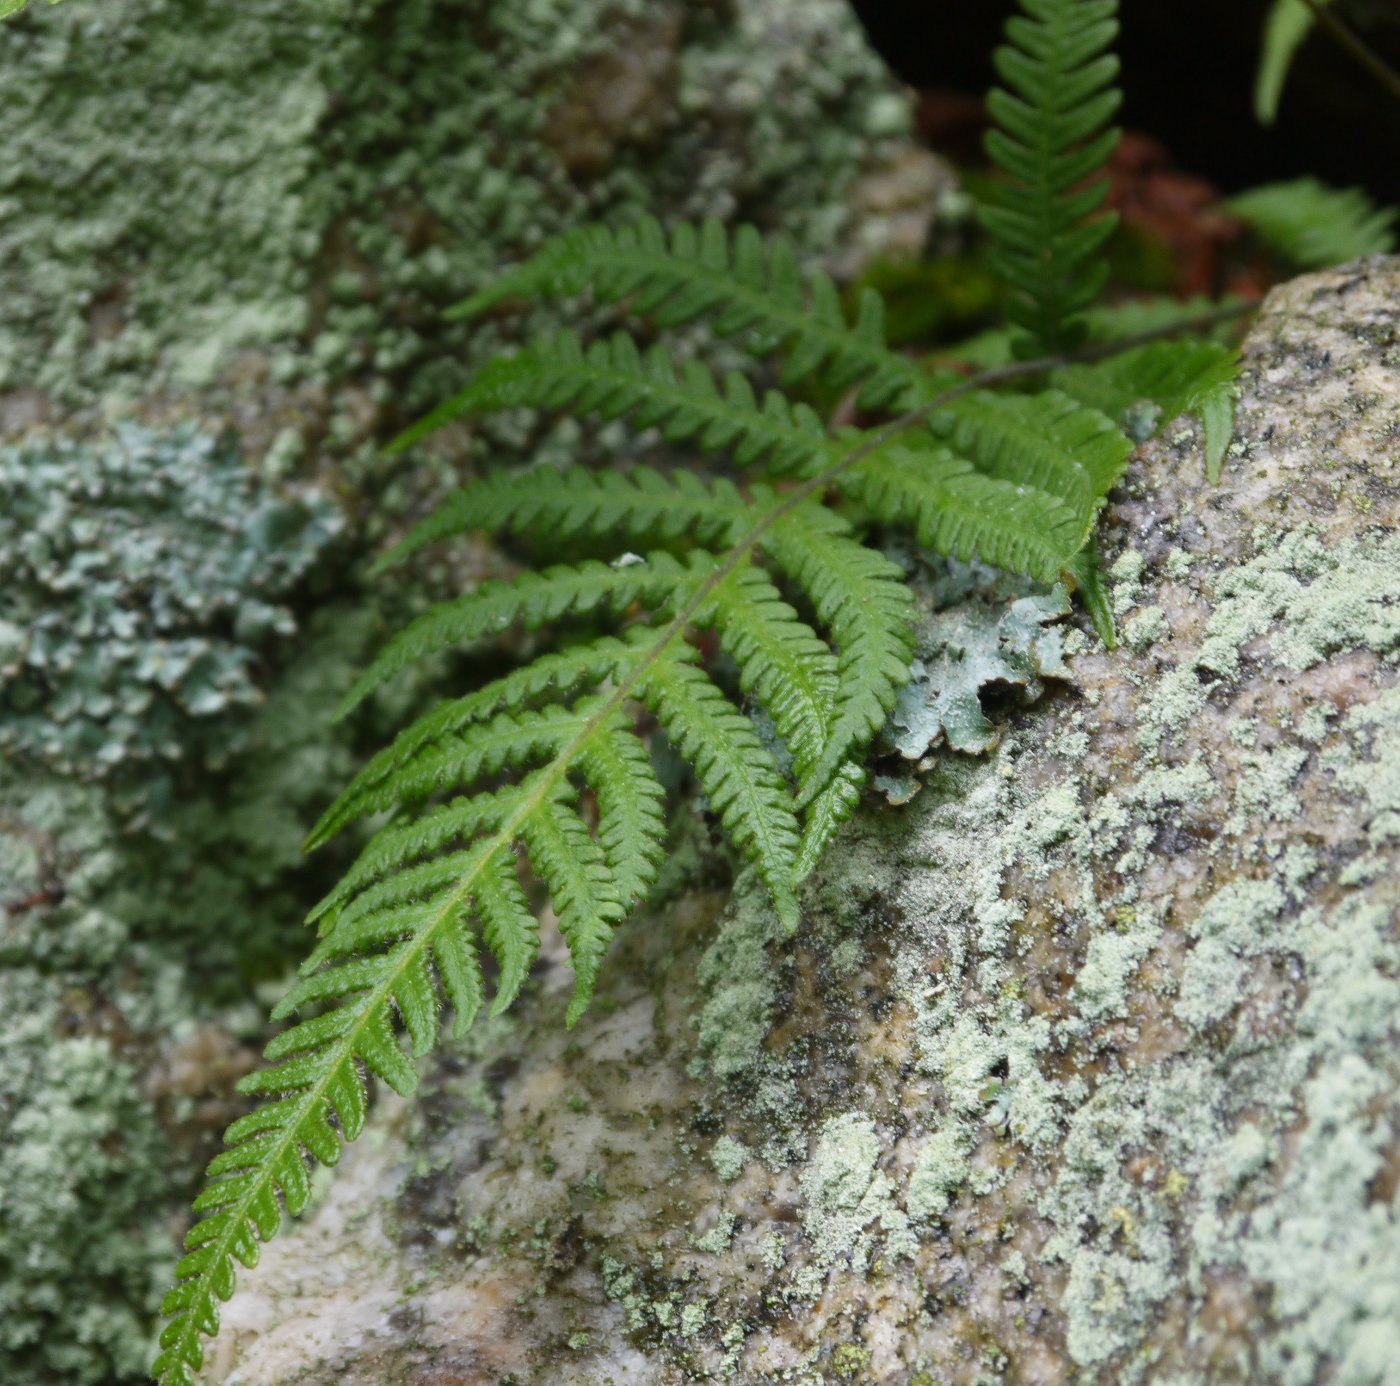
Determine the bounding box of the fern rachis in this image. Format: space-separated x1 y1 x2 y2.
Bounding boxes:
156 3 1253 1380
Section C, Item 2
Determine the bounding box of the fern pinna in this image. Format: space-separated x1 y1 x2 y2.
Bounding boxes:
156 2 1242 1380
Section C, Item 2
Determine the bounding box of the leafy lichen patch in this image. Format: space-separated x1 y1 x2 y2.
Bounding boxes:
886 578 1072 761
0 424 341 818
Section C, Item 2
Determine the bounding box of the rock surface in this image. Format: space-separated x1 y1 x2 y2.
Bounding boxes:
205 258 1400 1386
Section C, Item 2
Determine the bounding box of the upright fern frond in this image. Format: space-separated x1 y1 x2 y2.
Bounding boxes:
979 0 1122 356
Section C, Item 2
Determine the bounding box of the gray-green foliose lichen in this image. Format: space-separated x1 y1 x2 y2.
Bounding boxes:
886 565 1071 762
0 424 341 819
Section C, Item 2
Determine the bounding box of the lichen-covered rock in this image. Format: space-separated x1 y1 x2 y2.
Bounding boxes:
0 424 342 819
201 258 1400 1386
0 0 907 452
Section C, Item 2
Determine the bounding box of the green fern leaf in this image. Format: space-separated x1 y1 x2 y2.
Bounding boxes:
795 760 867 878
1052 339 1240 480
760 502 915 804
474 844 540 1015
1065 540 1116 647
375 464 752 573
698 562 838 784
449 218 941 410
575 713 668 907
390 330 842 471
841 444 1090 580
1222 177 1398 270
930 388 1132 514
311 635 643 848
337 549 716 717
635 640 802 930
519 792 629 1022
158 187 1167 1380
979 0 1122 356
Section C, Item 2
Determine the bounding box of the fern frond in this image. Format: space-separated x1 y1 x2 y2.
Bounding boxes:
376 464 752 573
979 0 1122 356
160 469 903 1382
156 895 464 1383
160 185 1173 1380
1222 177 1398 270
519 793 629 1022
474 845 539 1015
930 388 1131 514
326 701 601 834
449 217 941 410
390 330 842 470
312 635 644 848
697 562 838 783
1065 540 1116 647
1052 339 1240 480
575 713 668 907
795 760 867 878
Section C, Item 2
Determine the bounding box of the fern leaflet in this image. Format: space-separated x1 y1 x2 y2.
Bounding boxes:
448 217 947 411
1223 177 1399 270
1053 339 1241 480
978 0 1122 356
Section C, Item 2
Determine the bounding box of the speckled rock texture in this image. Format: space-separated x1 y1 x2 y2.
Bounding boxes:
201 259 1400 1386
